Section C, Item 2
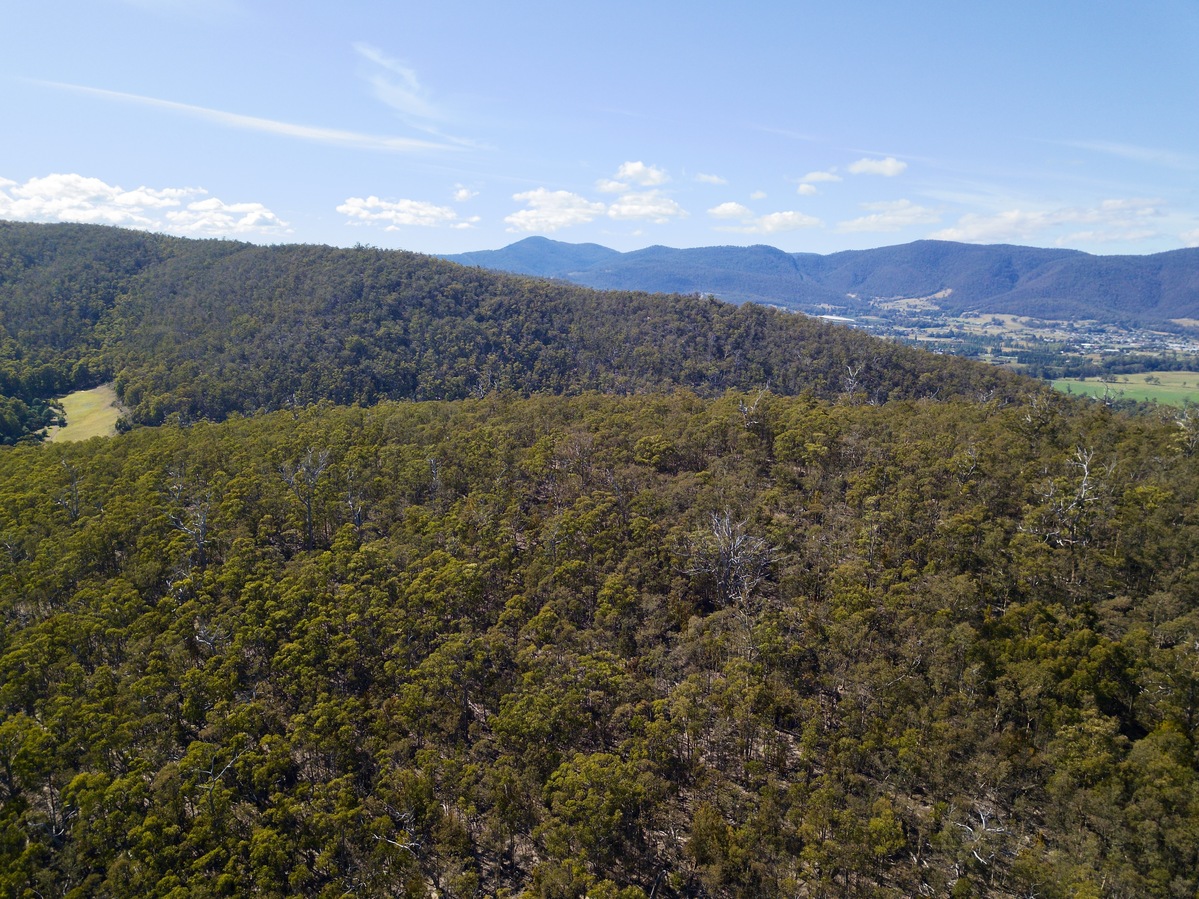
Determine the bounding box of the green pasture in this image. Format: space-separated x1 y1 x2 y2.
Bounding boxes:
1052 371 1199 407
46 383 124 442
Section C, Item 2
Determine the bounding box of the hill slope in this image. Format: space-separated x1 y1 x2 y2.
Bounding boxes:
0 221 1029 436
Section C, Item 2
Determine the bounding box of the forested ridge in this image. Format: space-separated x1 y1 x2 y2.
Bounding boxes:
3 221 1199 898
0 221 1024 442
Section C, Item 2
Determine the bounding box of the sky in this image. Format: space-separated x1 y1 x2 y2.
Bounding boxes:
3 1 1199 257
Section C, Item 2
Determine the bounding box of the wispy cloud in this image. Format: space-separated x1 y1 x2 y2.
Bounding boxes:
37 81 461 153
353 43 441 121
695 172 727 185
932 198 1163 245
338 195 478 230
352 42 479 149
0 172 288 236
1055 140 1199 171
116 0 243 18
837 199 940 233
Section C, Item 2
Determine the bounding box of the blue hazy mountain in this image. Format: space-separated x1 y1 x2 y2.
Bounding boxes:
443 238 1199 325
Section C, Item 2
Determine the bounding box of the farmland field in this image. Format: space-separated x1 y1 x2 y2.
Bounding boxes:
1052 371 1199 407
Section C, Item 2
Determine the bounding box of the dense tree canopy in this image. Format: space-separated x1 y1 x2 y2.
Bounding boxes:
2 390 1199 897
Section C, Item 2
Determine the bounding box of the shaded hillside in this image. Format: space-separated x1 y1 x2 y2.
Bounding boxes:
3 390 1199 897
572 244 847 309
0 222 1029 435
444 237 1199 325
448 236 619 277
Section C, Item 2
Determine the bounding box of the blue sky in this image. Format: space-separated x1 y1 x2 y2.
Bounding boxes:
3 0 1198 256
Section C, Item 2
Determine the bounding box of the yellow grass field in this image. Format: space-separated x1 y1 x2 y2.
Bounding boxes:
46 383 125 442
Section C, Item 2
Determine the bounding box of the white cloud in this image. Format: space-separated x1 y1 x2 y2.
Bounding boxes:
505 189 606 232
614 161 669 186
39 81 459 153
1056 140 1199 172
709 201 753 219
354 44 440 121
0 173 289 236
796 184 818 196
1183 228 1199 248
837 199 940 233
800 170 841 184
750 211 822 234
453 185 478 202
338 195 475 229
750 190 767 200
167 197 289 234
696 173 727 185
596 178 628 194
710 201 821 234
932 198 1162 244
607 190 687 223
848 157 907 177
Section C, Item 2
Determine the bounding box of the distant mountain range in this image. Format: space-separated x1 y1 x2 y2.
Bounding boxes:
443 237 1199 327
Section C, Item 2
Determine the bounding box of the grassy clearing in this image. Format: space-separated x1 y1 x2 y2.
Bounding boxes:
1052 371 1199 407
46 384 124 442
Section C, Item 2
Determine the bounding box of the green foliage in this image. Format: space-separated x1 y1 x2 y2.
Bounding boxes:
0 390 1198 895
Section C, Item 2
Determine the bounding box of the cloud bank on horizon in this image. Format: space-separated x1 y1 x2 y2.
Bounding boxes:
3 2 1198 255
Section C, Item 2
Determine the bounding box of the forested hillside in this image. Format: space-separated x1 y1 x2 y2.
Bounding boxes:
3 391 1199 897
3 220 1199 898
0 222 1023 441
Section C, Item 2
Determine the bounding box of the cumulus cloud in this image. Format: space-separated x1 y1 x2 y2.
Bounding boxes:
596 178 628 194
709 201 821 234
614 161 669 186
166 197 289 233
1183 228 1199 248
800 171 841 184
750 211 822 234
0 172 288 236
607 190 686 223
750 190 767 200
848 157 907 177
338 195 476 229
505 189 606 232
709 202 753 219
695 173 727 185
453 185 478 202
797 184 818 196
932 198 1162 244
837 199 940 233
